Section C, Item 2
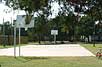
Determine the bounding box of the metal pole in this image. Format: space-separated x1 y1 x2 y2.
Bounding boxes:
3 17 5 47
12 9 16 58
54 35 56 44
93 24 96 47
14 22 16 57
19 23 21 56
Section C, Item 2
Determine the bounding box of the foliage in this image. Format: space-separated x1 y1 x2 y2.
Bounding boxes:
79 15 94 37
7 0 48 12
5 0 102 42
34 14 50 43
1 21 13 45
6 0 49 24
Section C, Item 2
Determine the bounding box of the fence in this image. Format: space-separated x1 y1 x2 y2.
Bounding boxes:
0 35 28 45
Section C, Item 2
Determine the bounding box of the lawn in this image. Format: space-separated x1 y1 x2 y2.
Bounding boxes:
0 56 102 67
82 44 102 54
0 44 102 67
0 45 12 49
0 44 27 49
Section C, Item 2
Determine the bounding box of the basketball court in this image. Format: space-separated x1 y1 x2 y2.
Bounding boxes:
0 44 95 57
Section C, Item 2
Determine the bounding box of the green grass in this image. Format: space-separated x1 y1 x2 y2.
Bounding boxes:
0 44 102 67
0 56 102 67
0 44 27 49
0 45 12 49
81 44 102 54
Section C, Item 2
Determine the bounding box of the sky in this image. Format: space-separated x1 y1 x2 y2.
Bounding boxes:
0 2 12 23
0 1 18 24
0 1 27 24
0 1 60 24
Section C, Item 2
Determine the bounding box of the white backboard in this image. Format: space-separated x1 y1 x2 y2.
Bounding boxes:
51 30 58 35
16 15 34 28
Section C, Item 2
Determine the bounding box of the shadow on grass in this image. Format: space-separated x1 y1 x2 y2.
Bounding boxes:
15 57 49 63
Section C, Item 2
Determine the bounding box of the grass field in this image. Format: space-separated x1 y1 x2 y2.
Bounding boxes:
0 44 102 67
0 45 12 49
0 44 26 49
0 56 102 67
82 44 102 54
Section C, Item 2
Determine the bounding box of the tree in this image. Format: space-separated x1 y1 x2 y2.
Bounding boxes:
61 13 78 41
5 0 52 44
34 14 50 44
6 0 102 43
79 15 95 42
6 0 49 24
2 21 12 46
58 0 102 41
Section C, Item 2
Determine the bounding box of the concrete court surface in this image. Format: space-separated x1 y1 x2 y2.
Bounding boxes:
0 44 95 57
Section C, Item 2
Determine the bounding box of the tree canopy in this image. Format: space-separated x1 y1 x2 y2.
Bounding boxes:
5 0 102 42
